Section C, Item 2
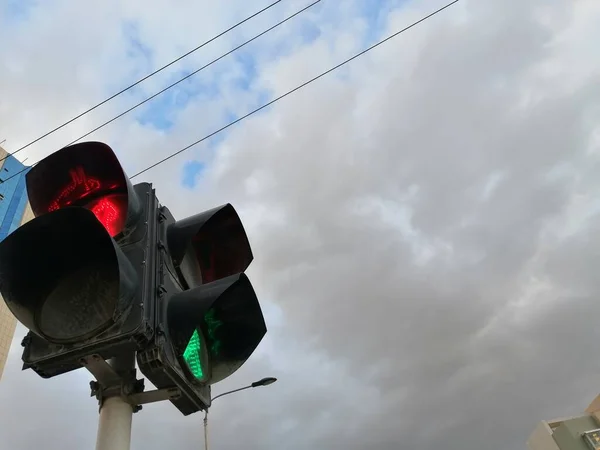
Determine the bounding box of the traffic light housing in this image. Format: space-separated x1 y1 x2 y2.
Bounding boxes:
0 142 157 378
0 140 268 416
138 204 267 415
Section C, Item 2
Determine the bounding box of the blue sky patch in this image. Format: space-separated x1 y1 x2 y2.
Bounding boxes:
234 51 257 91
123 21 153 67
182 160 206 189
135 67 212 131
121 21 154 83
136 93 176 130
299 19 321 44
361 0 404 44
2 0 37 23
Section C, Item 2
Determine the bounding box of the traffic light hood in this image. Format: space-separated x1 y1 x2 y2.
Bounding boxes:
26 141 141 237
138 204 266 416
166 204 253 288
0 207 138 344
166 273 267 384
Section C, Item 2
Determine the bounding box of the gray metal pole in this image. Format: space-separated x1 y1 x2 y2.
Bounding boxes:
94 354 135 450
204 410 209 450
95 396 134 450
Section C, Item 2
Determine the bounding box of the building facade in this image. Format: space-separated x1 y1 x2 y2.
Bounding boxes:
528 394 600 450
0 145 32 381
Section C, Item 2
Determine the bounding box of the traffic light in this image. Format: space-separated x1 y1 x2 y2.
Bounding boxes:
0 142 157 378
0 140 268 416
138 204 267 415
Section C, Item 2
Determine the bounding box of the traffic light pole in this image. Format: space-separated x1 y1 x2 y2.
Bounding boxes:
94 353 136 450
83 352 187 450
96 396 134 450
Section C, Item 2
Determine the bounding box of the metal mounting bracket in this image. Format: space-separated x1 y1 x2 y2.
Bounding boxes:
129 387 182 406
81 354 182 413
81 354 122 387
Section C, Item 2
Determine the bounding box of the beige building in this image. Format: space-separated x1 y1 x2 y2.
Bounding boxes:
0 145 34 381
0 296 19 380
528 394 600 450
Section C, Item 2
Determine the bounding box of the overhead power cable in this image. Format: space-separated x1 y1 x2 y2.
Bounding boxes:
64 0 322 148
0 0 320 185
129 0 460 179
0 0 283 163
4 0 458 184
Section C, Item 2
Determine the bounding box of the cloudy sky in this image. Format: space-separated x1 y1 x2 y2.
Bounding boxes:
1 0 600 448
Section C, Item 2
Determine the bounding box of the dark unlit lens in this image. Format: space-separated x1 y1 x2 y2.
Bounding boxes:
38 264 118 343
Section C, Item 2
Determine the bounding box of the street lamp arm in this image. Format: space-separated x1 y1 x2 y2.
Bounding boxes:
210 376 277 403
211 385 252 403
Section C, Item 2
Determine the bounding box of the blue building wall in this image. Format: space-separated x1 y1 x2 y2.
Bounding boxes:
0 153 30 242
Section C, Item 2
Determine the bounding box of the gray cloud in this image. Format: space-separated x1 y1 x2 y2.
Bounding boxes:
2 0 600 449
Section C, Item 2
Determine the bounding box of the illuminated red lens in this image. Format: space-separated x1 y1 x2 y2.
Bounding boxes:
41 166 127 237
48 167 103 212
87 195 127 237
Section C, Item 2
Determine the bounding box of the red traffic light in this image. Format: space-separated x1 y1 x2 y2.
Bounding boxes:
26 142 140 238
167 204 253 288
87 195 128 237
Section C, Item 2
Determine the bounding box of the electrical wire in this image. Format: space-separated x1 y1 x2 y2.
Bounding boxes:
130 0 460 179
0 0 283 163
64 0 322 148
0 0 320 185
4 0 458 184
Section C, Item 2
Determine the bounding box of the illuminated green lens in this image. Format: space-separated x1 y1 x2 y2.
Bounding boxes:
183 329 204 380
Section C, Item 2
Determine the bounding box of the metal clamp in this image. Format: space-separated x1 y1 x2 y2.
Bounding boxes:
81 354 182 413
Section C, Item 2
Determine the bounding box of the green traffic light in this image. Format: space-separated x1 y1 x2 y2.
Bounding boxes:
182 310 223 381
183 329 204 380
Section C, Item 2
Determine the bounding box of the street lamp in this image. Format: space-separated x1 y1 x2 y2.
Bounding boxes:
253 377 277 387
204 377 277 450
210 377 277 402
